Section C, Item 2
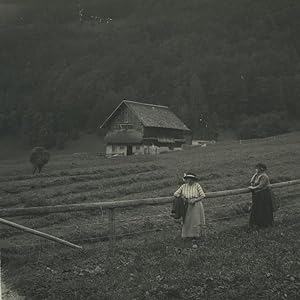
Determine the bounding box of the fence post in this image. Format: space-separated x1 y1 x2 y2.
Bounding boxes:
108 208 116 256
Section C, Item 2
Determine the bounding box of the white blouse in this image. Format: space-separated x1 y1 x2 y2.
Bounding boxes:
174 182 206 199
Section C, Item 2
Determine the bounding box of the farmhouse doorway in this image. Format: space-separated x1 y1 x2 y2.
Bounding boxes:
127 145 133 155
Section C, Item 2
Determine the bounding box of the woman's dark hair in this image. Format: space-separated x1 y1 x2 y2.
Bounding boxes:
255 163 267 171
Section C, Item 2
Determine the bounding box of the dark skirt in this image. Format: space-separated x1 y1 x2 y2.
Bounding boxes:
249 188 274 227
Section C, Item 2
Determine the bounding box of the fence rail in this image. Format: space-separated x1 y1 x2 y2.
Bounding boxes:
0 179 299 218
0 218 82 250
1 179 299 256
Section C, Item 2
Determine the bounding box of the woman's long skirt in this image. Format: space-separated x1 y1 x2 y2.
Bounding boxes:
249 188 274 227
182 201 205 238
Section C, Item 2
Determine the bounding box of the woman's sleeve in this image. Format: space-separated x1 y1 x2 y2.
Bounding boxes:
174 185 183 197
197 184 206 197
250 173 257 185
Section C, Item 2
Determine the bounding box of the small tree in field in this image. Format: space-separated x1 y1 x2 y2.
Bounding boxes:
30 147 50 174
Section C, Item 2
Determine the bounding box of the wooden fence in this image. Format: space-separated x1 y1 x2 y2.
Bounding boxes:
0 179 299 255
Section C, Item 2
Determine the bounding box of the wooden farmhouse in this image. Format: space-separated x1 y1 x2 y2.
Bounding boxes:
100 100 192 156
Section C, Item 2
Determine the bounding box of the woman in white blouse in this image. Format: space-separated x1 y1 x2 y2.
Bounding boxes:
174 172 206 242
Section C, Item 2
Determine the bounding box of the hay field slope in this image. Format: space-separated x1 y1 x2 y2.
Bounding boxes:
1 132 300 300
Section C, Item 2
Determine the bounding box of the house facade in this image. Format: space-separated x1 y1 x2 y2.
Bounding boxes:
100 100 192 156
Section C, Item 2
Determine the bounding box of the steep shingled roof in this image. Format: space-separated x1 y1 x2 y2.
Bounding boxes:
101 100 190 131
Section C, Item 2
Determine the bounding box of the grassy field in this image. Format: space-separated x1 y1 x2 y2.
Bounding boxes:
1 132 300 299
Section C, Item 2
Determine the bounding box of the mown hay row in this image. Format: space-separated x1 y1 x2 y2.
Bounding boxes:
0 164 165 195
0 161 164 183
22 177 178 208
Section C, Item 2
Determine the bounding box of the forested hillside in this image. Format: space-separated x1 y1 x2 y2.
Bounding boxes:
1 0 300 148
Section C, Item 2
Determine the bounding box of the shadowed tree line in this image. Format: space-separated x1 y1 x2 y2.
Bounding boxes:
0 0 300 148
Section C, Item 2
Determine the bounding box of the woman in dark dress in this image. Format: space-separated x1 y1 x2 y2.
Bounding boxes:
248 163 274 228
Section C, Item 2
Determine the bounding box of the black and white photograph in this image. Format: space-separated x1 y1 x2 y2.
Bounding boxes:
0 1 299 299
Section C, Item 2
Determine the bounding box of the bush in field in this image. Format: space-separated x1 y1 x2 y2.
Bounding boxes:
238 112 290 139
30 146 50 174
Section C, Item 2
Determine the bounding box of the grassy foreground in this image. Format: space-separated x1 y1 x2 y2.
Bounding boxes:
1 132 300 299
2 215 300 300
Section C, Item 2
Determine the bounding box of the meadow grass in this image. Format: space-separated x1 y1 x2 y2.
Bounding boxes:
2 214 299 300
1 132 300 299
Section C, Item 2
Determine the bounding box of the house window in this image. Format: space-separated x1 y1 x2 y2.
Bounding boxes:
136 145 140 150
112 145 117 152
119 146 125 150
120 123 133 129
